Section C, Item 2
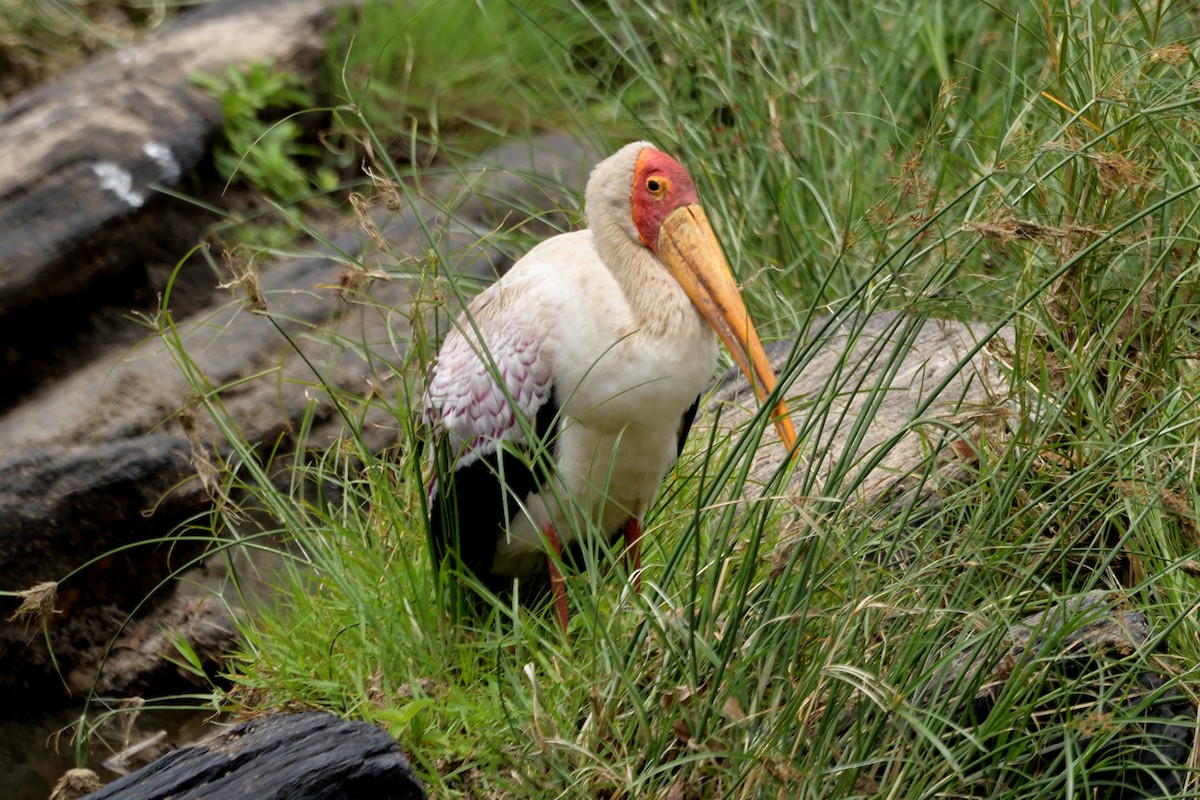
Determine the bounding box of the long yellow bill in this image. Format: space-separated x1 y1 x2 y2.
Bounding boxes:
656 204 797 455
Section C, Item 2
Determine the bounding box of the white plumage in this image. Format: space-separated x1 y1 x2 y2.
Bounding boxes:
424 142 794 627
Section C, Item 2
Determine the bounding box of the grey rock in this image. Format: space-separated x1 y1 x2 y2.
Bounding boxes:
702 308 1010 511
928 591 1151 704
0 0 340 319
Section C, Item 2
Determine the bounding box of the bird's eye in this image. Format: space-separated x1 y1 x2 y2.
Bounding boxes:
646 177 668 196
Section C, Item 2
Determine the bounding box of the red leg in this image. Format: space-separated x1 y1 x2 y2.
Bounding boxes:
543 524 569 632
622 518 643 594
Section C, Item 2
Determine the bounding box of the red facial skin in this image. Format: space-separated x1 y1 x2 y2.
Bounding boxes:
630 148 702 253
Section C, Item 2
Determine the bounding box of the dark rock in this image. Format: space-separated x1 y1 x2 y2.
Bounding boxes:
929 591 1194 798
80 712 425 800
0 435 208 704
925 591 1151 705
80 595 238 698
0 436 199 587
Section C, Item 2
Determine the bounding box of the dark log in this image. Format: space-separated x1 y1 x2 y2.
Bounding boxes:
81 712 426 800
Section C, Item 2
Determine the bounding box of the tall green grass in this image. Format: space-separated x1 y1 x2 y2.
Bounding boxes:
148 0 1200 797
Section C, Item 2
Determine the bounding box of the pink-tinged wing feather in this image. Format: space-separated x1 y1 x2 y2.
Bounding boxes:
423 279 556 470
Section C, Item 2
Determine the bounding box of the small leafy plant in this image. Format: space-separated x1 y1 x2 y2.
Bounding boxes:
194 61 336 202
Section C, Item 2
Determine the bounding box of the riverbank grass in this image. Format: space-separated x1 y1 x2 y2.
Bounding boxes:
155 1 1199 797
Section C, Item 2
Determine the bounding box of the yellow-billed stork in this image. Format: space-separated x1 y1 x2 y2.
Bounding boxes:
424 142 795 629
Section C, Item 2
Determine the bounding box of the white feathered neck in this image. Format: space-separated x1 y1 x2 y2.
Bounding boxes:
583 142 698 338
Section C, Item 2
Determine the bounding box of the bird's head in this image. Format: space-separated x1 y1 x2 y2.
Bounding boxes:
586 143 797 454
629 148 701 251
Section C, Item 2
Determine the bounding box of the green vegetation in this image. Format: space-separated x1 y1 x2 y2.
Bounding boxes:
193 61 337 202
324 0 607 159
146 0 1200 797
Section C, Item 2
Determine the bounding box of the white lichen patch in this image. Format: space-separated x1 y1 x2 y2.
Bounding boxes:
91 162 145 208
143 141 180 183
